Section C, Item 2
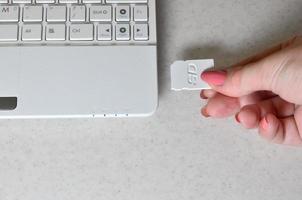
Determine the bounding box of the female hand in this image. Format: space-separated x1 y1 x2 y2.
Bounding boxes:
200 36 302 146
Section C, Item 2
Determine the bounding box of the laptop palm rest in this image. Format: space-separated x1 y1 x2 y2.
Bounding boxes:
0 46 157 118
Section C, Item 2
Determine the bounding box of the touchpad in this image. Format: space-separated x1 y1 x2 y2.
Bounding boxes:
0 47 20 97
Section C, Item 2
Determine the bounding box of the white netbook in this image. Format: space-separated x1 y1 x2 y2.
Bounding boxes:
0 0 158 118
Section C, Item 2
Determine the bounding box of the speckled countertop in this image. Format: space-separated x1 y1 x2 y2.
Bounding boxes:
1 0 302 200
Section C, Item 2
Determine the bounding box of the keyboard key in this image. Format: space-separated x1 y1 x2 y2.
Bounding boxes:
106 0 147 3
0 6 19 22
83 0 101 3
116 6 130 22
134 24 148 41
134 5 148 22
0 0 8 3
47 5 66 22
59 0 78 3
98 24 112 41
22 24 42 41
36 0 55 3
70 24 93 41
46 24 66 41
23 6 43 22
115 24 130 41
13 0 31 3
90 6 112 22
70 5 86 22
0 24 18 41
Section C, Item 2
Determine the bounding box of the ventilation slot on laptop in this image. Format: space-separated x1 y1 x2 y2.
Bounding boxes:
0 97 17 110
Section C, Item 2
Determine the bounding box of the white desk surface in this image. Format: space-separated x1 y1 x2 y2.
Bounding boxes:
1 0 302 199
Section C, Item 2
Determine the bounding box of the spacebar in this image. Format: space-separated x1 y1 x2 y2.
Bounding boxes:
106 0 147 3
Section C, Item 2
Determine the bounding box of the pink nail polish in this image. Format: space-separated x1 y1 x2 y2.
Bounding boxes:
200 90 208 99
235 113 241 123
201 107 210 118
201 70 227 86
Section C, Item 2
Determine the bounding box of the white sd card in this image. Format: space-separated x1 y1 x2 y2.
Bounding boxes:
171 59 214 91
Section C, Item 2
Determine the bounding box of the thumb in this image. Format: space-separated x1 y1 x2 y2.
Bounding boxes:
200 60 274 97
201 37 302 103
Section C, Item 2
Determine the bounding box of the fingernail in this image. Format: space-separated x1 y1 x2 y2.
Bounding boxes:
200 90 208 99
235 113 241 123
201 70 227 86
262 116 269 130
201 107 210 118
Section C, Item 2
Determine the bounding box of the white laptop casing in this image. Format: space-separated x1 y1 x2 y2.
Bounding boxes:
0 1 158 118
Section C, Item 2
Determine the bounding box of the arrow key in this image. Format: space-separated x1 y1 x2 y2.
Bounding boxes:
97 24 112 41
134 24 148 41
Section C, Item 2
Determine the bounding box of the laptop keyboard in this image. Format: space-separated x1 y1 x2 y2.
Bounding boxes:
0 0 151 43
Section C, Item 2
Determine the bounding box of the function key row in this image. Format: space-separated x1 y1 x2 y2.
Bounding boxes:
0 5 148 22
0 23 149 41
